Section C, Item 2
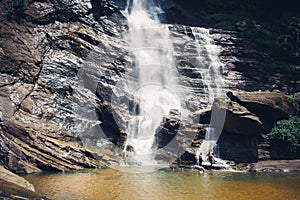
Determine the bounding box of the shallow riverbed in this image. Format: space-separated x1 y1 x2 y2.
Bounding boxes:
23 168 300 200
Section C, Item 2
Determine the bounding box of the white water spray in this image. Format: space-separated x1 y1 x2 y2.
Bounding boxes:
123 0 182 165
190 27 226 161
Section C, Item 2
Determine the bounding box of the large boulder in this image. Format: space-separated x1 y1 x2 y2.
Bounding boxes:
222 101 263 136
155 109 181 148
0 166 48 199
0 166 35 192
227 90 295 132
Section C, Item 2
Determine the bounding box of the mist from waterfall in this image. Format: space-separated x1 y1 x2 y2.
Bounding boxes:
123 0 181 165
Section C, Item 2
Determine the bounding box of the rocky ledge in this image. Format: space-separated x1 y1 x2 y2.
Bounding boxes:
247 159 300 173
0 166 48 199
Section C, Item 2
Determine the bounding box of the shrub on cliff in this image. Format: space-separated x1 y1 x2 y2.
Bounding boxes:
289 94 300 115
269 116 300 155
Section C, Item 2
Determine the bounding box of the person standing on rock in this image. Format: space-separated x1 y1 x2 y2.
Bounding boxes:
206 151 214 167
198 153 203 166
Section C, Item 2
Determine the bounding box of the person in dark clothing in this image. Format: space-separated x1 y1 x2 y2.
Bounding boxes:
206 151 214 167
198 153 203 166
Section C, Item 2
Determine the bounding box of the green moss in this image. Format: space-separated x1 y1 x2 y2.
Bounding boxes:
213 21 235 30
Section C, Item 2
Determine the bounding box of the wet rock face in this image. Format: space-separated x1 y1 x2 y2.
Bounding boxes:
0 0 127 173
155 109 181 149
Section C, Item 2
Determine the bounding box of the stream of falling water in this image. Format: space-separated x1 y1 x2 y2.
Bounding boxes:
122 0 182 165
117 0 227 168
190 27 226 165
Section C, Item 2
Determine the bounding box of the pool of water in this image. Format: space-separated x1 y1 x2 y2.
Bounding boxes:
23 168 300 200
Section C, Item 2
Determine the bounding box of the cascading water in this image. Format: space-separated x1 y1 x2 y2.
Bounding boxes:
114 1 227 169
190 27 226 164
121 0 182 165
191 27 225 105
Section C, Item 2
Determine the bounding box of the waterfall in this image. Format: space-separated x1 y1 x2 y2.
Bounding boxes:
112 1 227 168
121 0 182 165
190 27 226 160
191 27 225 104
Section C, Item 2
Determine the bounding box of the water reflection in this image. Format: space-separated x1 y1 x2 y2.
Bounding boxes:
23 168 300 200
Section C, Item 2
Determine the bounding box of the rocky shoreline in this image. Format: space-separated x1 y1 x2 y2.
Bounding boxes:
170 159 300 174
247 159 300 173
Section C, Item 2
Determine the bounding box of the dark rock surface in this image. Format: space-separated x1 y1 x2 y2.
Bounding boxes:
248 159 300 173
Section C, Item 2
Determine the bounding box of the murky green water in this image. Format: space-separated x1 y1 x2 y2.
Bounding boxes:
23 168 300 200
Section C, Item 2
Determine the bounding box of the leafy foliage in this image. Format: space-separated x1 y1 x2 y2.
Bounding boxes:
269 116 300 153
269 95 300 155
289 94 300 115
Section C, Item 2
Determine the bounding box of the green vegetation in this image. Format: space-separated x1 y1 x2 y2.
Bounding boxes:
289 94 300 114
269 95 300 155
6 0 32 19
269 116 300 154
201 11 254 30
